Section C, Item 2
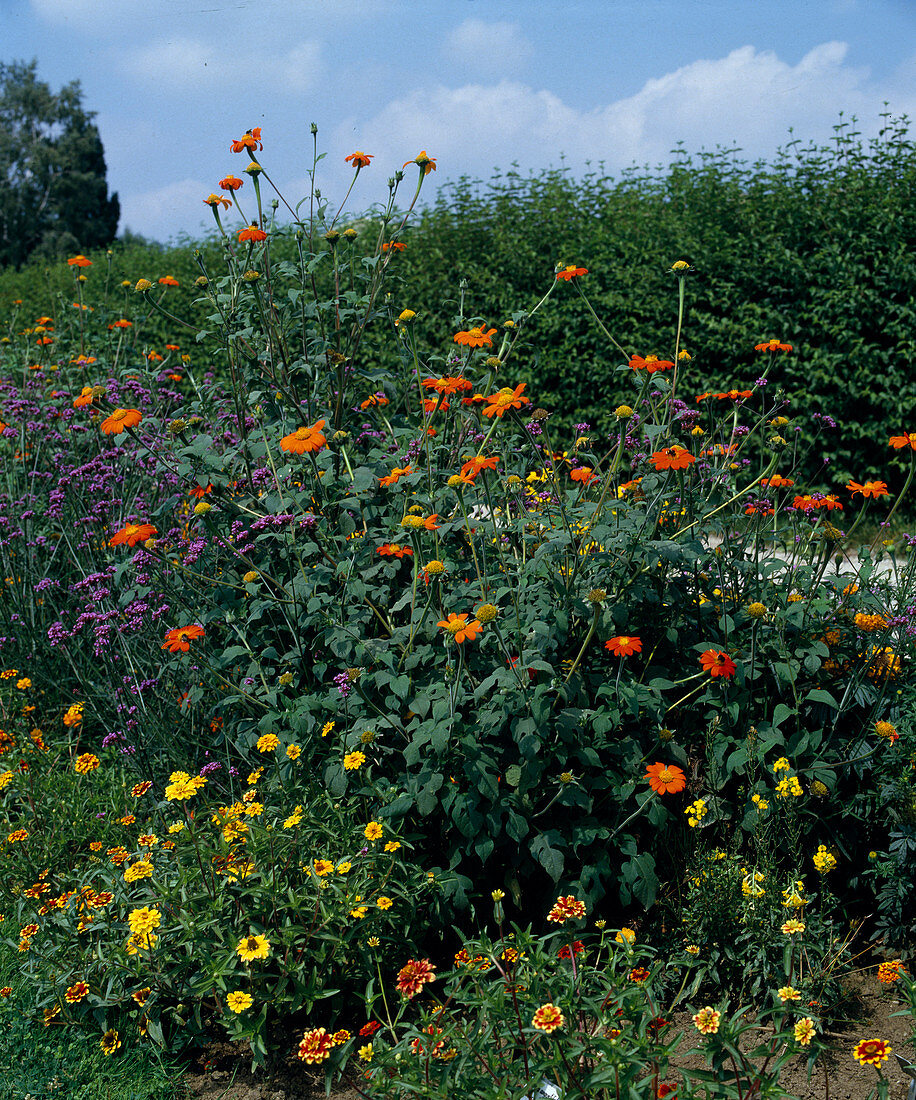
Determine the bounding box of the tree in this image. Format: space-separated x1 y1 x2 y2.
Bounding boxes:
0 60 119 267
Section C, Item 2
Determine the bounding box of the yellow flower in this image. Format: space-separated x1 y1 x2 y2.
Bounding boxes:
286 744 302 760
15 678 31 689
321 721 335 737
313 858 334 876
772 757 790 773
350 906 369 919
384 840 401 852
782 919 805 934
168 822 185 834
236 933 271 962
75 753 100 775
358 1044 373 1062
128 906 161 936
778 985 801 1002
615 927 636 945
125 931 157 954
794 1017 816 1045
364 821 383 841
256 734 279 753
337 861 352 874
344 750 366 770
123 860 154 883
227 991 254 1013
284 806 304 828
812 845 837 874
376 896 393 910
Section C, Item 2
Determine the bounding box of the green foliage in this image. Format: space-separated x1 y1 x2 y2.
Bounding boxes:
0 60 119 268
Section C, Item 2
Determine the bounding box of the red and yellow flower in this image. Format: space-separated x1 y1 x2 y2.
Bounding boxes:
280 420 327 454
646 763 687 795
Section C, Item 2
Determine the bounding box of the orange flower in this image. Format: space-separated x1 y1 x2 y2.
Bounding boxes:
699 649 737 678
437 613 482 644
482 383 529 419
109 523 157 548
161 625 205 653
396 957 436 998
67 255 92 267
556 265 588 281
422 397 449 415
73 386 96 409
629 354 674 373
345 151 373 168
219 175 244 191
454 326 497 348
230 127 262 154
382 241 406 252
238 224 267 242
65 981 90 1002
158 276 179 287
297 1027 334 1064
110 319 132 329
889 432 916 450
547 896 586 922
715 389 753 401
649 446 694 471
377 543 413 559
100 408 142 435
379 466 412 487
760 475 794 488
848 480 889 498
570 467 596 484
360 393 389 409
204 193 231 209
403 151 436 175
460 455 500 480
754 339 792 352
646 762 687 795
853 1038 892 1067
280 420 327 454
422 376 473 395
532 1003 564 1032
605 636 642 656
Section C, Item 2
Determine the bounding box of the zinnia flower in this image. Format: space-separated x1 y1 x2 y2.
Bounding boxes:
396 957 436 998
437 613 482 644
227 991 253 1013
556 265 587 281
297 1027 334 1063
650 446 694 471
345 151 373 168
645 762 687 795
692 1006 721 1035
100 408 142 435
236 933 271 962
65 981 89 1003
605 636 642 656
454 325 497 348
547 896 586 923
238 224 267 243
531 1003 564 1032
853 1038 892 1067
794 1017 816 1045
699 649 737 678
280 420 327 454
100 1029 121 1056
161 625 205 653
109 523 157 548
75 753 100 775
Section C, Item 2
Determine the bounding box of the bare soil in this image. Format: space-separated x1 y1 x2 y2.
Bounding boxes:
181 976 915 1099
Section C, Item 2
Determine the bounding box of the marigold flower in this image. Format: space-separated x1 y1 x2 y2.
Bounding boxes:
556 265 588 281
483 383 529 418
605 635 642 656
100 408 142 435
847 480 889 498
547 896 586 923
230 127 262 154
396 957 436 998
454 325 497 348
853 1038 891 1067
280 420 327 454
754 339 792 353
693 1006 721 1035
532 1003 564 1032
63 704 84 727
128 906 161 936
345 150 373 168
123 860 154 883
161 624 205 653
616 927 636 945
65 981 89 1003
629 966 650 982
875 720 898 742
238 223 267 243
109 523 157 548
650 445 694 471
403 150 436 175
75 753 100 775
699 649 737 679
645 762 687 795
256 734 279 753
794 1017 816 1045
877 959 906 984
437 613 482 644
237 933 270 962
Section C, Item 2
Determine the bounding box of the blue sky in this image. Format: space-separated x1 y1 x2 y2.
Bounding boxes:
4 0 915 242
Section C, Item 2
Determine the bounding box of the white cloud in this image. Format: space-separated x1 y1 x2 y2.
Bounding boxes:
119 178 212 243
445 19 534 74
276 41 324 96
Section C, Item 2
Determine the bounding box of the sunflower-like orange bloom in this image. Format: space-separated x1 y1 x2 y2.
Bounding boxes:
422 376 473 395
570 467 596 484
403 151 436 175
649 446 694 471
204 194 232 209
100 408 142 435
230 127 262 154
379 466 412 487
158 276 179 287
760 474 794 488
482 383 529 419
161 625 205 653
605 636 642 656
754 339 792 352
280 420 327 454
556 265 588 281
437 613 482 644
848 480 889 499
219 175 244 191
889 432 916 450
629 354 674 373
238 224 267 243
699 649 737 678
460 455 500 480
109 523 157 548
345 151 373 168
646 763 687 795
73 386 95 409
382 241 406 252
377 543 413 558
454 326 497 348
67 256 91 267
